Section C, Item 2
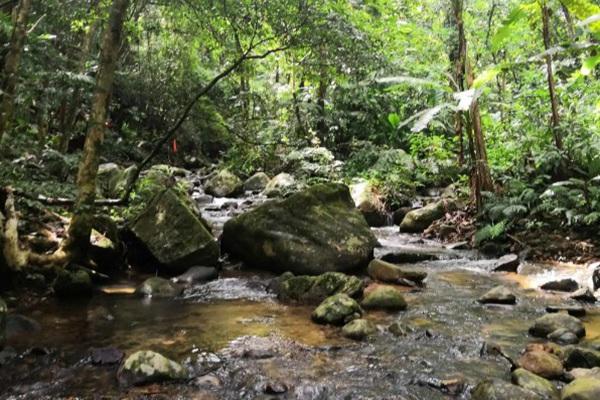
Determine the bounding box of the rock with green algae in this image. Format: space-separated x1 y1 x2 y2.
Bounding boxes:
342 319 376 341
243 172 270 192
529 313 585 339
0 297 6 349
367 259 427 285
275 272 363 303
222 183 378 275
471 379 543 400
204 169 243 198
511 369 559 400
399 200 448 233
561 378 600 400
117 350 187 387
563 346 600 369
130 189 219 273
263 173 297 197
361 285 407 311
136 277 183 298
53 269 93 298
312 294 363 326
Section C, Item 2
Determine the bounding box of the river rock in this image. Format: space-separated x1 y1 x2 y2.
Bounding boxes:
529 313 585 339
342 319 376 341
117 350 187 387
361 285 407 311
561 378 600 400
399 201 446 233
263 173 296 197
548 328 580 345
243 172 270 192
130 189 219 273
204 169 243 197
311 294 362 326
388 320 411 337
592 262 600 291
0 298 6 349
350 180 388 227
53 269 93 298
570 288 597 303
275 272 363 303
136 277 183 298
518 350 564 379
91 347 124 365
172 266 218 284
569 368 600 381
511 368 559 400
541 279 579 292
367 259 427 285
546 305 586 317
221 183 377 275
478 286 516 305
471 379 543 400
493 254 520 272
563 347 600 369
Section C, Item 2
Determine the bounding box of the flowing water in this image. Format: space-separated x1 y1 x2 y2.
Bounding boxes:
1 195 599 399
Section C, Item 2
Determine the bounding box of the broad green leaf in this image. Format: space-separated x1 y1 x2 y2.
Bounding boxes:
491 5 529 51
581 55 600 75
473 67 501 88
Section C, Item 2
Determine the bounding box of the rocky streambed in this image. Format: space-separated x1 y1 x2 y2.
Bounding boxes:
1 172 600 399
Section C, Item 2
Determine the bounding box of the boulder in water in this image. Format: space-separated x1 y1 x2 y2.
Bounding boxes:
342 319 376 341
546 305 586 317
548 328 580 345
53 269 93 298
361 285 407 311
275 272 363 303
136 277 183 298
312 294 363 326
517 350 563 379
478 286 516 305
563 347 600 369
172 266 218 285
561 378 600 400
399 200 448 233
471 379 543 400
243 172 270 192
493 254 520 272
511 368 559 400
367 259 427 285
541 279 579 292
118 350 187 387
529 313 585 339
263 173 296 197
221 183 377 275
130 189 219 273
204 169 243 197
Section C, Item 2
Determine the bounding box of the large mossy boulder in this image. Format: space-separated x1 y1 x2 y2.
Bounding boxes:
275 272 363 303
399 200 448 233
0 297 6 349
342 319 376 341
561 378 600 400
130 189 219 273
471 379 543 400
117 350 187 387
312 294 363 326
511 369 559 400
221 183 377 275
204 169 243 198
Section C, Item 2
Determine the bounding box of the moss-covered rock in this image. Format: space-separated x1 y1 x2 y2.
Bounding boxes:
117 350 187 387
205 169 243 198
275 272 363 303
312 294 363 326
130 189 219 273
263 173 296 197
517 350 563 379
471 379 543 400
399 200 447 233
511 369 559 400
243 172 270 192
222 183 377 275
0 297 6 349
561 378 600 400
284 147 337 179
563 347 600 369
478 286 516 305
367 259 427 285
136 277 183 298
361 285 407 311
529 313 585 339
342 319 376 341
53 270 93 298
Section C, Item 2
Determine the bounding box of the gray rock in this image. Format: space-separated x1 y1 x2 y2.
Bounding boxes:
548 328 580 345
570 288 597 303
91 347 124 365
471 379 543 400
342 319 376 341
493 254 520 272
546 305 586 317
478 286 516 305
311 294 363 326
172 266 218 284
399 201 447 233
117 350 187 387
563 347 600 369
136 277 183 298
367 259 427 285
511 368 559 400
592 262 600 291
263 173 296 197
529 313 585 339
243 172 270 192
204 169 243 197
541 279 579 292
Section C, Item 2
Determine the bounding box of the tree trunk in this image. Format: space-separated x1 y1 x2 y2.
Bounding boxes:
541 2 563 151
62 0 129 258
0 0 32 141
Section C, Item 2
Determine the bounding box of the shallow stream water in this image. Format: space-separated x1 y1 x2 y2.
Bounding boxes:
1 195 599 400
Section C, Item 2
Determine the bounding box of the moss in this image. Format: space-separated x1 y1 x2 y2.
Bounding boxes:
562 378 600 400
312 293 363 325
361 285 407 311
342 319 376 341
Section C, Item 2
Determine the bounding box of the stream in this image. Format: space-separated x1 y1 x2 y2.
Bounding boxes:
1 192 599 399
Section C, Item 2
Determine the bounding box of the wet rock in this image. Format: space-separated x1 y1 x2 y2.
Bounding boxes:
91 347 124 365
136 277 183 298
275 272 363 303
193 373 222 388
379 248 451 263
0 298 6 349
53 269 93 298
561 378 600 400
264 173 296 197
367 259 427 285
130 189 219 272
592 262 600 292
350 180 388 227
471 379 543 400
446 241 470 250
5 314 41 339
546 305 586 317
541 279 579 292
568 368 600 381
222 183 377 275
511 368 559 400
342 319 376 341
529 313 585 339
184 351 223 376
96 163 122 197
361 285 407 311
563 347 600 369
570 288 597 303
399 201 447 233
548 329 580 345
517 350 563 379
478 286 516 305
311 294 363 326
388 320 411 337
117 350 187 387
493 254 520 272
392 207 412 225
243 172 270 192
205 169 243 197
172 266 218 284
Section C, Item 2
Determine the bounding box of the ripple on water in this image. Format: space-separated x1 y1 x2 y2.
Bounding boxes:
183 277 275 302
